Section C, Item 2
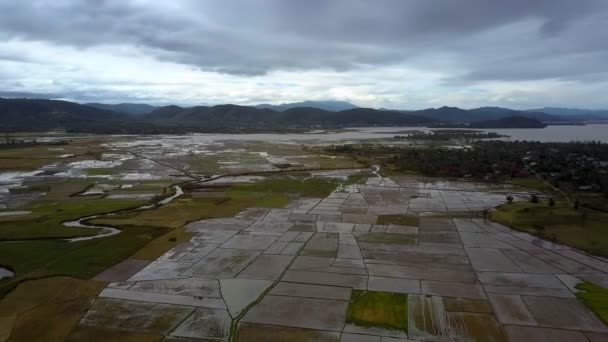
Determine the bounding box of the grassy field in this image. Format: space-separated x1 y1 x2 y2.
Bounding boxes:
0 177 292 295
576 282 608 324
0 223 169 296
0 179 294 340
131 228 194 260
0 277 107 341
491 202 608 257
1 137 334 340
504 176 553 192
0 139 107 171
576 192 608 213
44 179 95 198
346 290 409 331
0 198 145 240
189 156 222 174
231 177 340 198
90 191 289 229
17 178 95 199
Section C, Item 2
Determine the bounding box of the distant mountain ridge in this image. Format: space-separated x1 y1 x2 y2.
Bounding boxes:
413 106 565 123
526 107 608 120
146 104 432 128
255 100 358 112
1 97 605 133
0 98 124 131
85 102 157 115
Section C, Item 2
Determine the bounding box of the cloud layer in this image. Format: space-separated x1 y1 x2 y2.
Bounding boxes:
1 0 607 109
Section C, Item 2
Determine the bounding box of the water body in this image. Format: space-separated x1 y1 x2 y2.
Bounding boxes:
0 267 14 280
111 124 608 145
420 124 608 143
65 185 184 242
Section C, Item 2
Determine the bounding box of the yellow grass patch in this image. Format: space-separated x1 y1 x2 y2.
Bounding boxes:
0 277 105 341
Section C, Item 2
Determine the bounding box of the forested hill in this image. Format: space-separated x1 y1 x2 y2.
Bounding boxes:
0 98 126 131
0 98 592 133
469 116 548 128
85 102 157 115
145 105 433 128
0 99 432 132
430 116 548 129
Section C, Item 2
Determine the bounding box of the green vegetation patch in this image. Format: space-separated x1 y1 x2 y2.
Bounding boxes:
0 224 169 298
576 192 608 213
355 232 417 245
132 228 194 260
377 214 419 227
491 202 608 257
91 192 288 229
189 157 222 174
505 177 552 192
0 198 144 240
318 155 365 169
45 179 95 198
0 276 106 342
0 139 106 171
231 178 339 198
576 282 608 324
346 290 408 331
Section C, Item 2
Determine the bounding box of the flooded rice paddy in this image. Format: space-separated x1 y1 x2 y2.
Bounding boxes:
3 130 607 341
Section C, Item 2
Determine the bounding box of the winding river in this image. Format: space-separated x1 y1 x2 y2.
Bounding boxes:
64 185 184 242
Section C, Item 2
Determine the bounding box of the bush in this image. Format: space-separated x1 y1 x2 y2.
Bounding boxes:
530 194 539 203
548 197 555 207
506 195 514 203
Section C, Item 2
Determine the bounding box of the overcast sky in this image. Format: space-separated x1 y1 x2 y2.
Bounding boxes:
1 0 607 109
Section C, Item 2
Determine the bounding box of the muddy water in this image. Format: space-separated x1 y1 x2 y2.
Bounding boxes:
64 185 183 242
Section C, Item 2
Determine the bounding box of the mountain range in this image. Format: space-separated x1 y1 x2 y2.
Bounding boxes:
255 100 358 112
85 102 157 115
1 98 606 133
526 107 608 121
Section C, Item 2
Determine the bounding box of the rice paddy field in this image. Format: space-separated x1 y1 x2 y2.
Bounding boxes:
1 132 607 341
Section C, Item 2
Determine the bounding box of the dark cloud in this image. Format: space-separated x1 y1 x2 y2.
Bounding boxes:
0 0 606 82
0 91 60 99
0 88 184 106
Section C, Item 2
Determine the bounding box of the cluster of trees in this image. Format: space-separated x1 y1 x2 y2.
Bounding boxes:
521 141 608 191
326 140 608 196
395 130 506 141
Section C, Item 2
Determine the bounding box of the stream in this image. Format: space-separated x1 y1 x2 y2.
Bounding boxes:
64 185 183 242
61 166 365 243
0 267 14 280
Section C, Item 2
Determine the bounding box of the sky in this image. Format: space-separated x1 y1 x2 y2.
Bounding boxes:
1 0 607 109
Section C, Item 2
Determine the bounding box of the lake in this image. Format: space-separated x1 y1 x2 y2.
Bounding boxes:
29 123 608 144
418 124 608 143
128 124 608 144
